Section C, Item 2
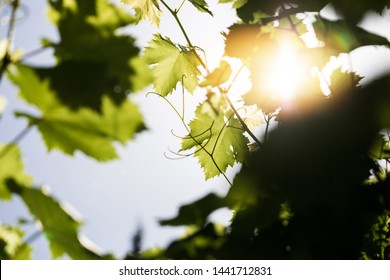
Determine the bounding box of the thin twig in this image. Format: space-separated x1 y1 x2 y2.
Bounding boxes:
24 230 43 245
147 91 233 186
18 47 49 62
0 125 32 159
223 94 262 147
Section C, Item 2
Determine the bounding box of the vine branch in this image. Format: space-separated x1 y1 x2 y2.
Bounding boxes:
0 124 33 159
147 91 233 186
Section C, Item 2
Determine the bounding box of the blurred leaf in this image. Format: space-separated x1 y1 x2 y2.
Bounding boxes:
7 181 103 259
8 65 144 161
181 100 249 179
120 0 161 26
0 223 32 260
370 134 390 160
0 95 6 117
164 223 225 259
219 0 247 9
0 144 31 200
200 61 232 87
44 0 149 111
277 15 308 37
235 0 279 22
144 34 201 96
188 0 213 15
0 39 9 61
313 16 390 53
160 193 230 227
329 68 363 95
331 0 390 24
224 24 266 59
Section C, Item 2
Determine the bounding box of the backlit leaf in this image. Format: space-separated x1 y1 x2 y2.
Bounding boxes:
188 0 213 16
8 65 145 161
144 34 201 96
200 60 232 87
181 100 249 179
0 223 32 260
240 104 264 132
0 144 31 200
120 0 162 27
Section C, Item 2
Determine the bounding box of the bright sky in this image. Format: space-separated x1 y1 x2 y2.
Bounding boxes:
0 0 390 259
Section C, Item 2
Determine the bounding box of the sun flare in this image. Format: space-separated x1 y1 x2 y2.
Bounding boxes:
262 43 307 102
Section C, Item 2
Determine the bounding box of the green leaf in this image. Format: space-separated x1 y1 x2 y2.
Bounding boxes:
44 0 150 111
0 144 32 200
8 65 145 161
7 181 103 259
313 16 390 54
200 60 232 87
144 34 201 96
0 223 32 260
219 0 247 9
120 0 161 26
369 134 390 160
188 0 213 16
160 193 230 227
329 68 362 95
163 223 225 259
181 100 249 179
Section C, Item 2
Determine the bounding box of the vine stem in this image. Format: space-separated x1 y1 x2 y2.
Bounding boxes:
263 114 271 142
0 125 32 159
160 0 261 147
24 230 43 245
223 94 262 147
147 91 233 187
160 0 193 48
0 0 19 85
18 47 49 63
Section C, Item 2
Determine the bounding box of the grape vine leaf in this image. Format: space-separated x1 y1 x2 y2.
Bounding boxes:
329 68 362 95
159 193 229 227
313 16 390 54
120 0 162 26
0 223 32 260
369 134 390 160
43 0 150 111
8 65 145 161
181 100 249 179
0 144 32 200
144 34 201 96
7 181 103 259
240 104 264 132
188 0 213 16
200 60 232 87
163 223 225 259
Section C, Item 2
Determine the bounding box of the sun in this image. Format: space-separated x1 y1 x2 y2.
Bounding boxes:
261 42 308 102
